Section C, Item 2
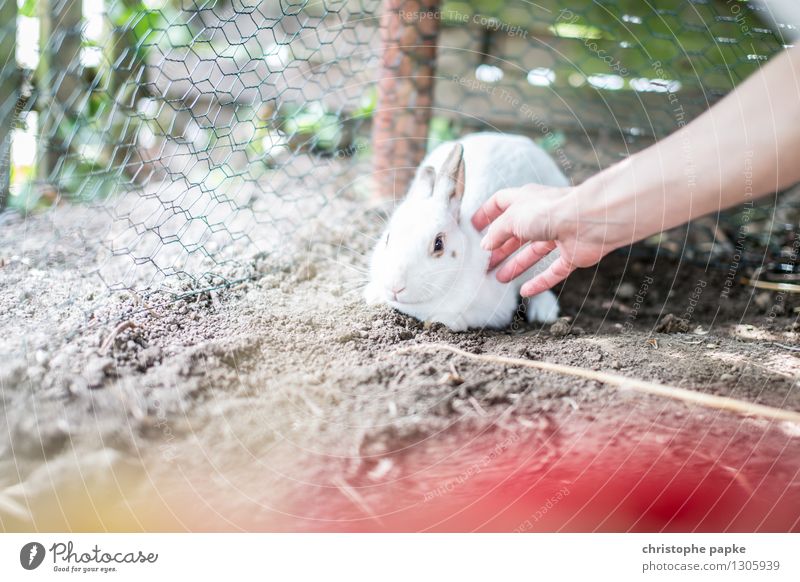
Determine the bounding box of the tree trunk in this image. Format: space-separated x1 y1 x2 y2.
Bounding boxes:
37 0 83 188
371 0 441 200
0 0 18 209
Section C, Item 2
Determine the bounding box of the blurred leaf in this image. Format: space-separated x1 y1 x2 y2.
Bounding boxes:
282 102 343 152
352 86 377 120
18 0 36 18
427 117 458 151
8 180 48 212
549 22 605 40
536 130 566 153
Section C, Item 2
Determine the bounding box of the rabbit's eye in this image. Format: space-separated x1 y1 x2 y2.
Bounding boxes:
385 233 390 246
432 233 445 257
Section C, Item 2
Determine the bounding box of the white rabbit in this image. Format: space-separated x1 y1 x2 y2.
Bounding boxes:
364 132 569 331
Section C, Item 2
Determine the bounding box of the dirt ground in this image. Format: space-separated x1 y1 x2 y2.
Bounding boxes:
2 185 800 532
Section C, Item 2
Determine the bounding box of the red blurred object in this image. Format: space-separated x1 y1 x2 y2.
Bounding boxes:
272 411 800 532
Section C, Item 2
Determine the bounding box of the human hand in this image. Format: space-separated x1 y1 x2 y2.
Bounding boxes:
471 47 800 297
472 184 618 297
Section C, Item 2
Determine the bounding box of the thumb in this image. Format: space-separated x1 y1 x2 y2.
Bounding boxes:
480 211 517 251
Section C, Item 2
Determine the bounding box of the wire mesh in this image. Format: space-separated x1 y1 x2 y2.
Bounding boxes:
1 0 798 303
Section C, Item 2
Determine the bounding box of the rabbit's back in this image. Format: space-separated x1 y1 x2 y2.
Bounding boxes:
422 133 569 221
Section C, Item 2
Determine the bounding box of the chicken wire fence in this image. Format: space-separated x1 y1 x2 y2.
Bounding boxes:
0 0 798 303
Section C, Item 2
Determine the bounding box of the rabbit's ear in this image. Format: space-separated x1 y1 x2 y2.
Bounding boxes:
436 143 465 218
407 166 436 199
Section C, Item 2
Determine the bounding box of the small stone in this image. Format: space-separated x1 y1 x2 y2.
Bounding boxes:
294 262 318 282
437 372 464 386
336 331 360 344
137 346 163 368
83 357 116 388
754 291 773 312
616 282 636 299
67 375 89 396
34 349 49 366
549 318 572 337
654 313 690 334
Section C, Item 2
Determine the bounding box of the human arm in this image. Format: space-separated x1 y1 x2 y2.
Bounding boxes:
473 45 800 296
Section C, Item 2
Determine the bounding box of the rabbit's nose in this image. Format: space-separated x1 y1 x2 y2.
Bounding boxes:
386 284 406 301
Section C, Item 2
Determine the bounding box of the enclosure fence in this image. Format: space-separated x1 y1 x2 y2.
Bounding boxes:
1 0 798 301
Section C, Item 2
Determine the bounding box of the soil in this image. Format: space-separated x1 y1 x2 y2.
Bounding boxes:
2 185 800 532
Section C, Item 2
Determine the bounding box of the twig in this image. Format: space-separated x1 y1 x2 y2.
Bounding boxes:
331 476 384 526
743 277 800 293
0 489 31 521
397 343 800 424
98 320 136 354
468 396 487 417
771 342 800 352
297 391 324 417
695 451 754 496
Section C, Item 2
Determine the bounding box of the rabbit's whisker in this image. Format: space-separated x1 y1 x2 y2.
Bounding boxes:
327 259 369 277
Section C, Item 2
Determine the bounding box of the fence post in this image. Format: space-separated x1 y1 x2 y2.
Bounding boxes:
0 0 18 210
371 0 441 199
37 0 83 189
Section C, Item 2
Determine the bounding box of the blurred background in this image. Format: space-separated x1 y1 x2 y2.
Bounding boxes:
1 0 798 295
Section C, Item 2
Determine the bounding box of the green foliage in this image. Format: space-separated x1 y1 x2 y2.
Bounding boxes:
427 117 458 152
7 180 45 213
352 86 377 120
443 0 781 89
281 102 343 152
107 0 192 61
18 0 36 18
536 130 566 153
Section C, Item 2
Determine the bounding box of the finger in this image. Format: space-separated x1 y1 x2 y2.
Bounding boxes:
471 188 522 231
520 255 574 297
487 236 522 270
496 241 557 282
480 210 517 251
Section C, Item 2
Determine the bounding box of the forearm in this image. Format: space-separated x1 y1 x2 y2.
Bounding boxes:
570 45 800 248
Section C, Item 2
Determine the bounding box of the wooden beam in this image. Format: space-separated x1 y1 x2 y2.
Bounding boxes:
37 0 83 187
0 0 18 210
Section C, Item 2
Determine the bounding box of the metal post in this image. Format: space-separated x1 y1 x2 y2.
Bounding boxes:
371 0 441 199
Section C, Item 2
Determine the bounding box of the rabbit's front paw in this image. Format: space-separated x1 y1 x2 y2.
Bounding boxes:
526 290 559 324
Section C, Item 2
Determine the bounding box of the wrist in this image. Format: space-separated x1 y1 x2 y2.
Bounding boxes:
564 157 654 249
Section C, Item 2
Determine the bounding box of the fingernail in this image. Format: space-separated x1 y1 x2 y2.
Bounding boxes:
480 237 491 250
